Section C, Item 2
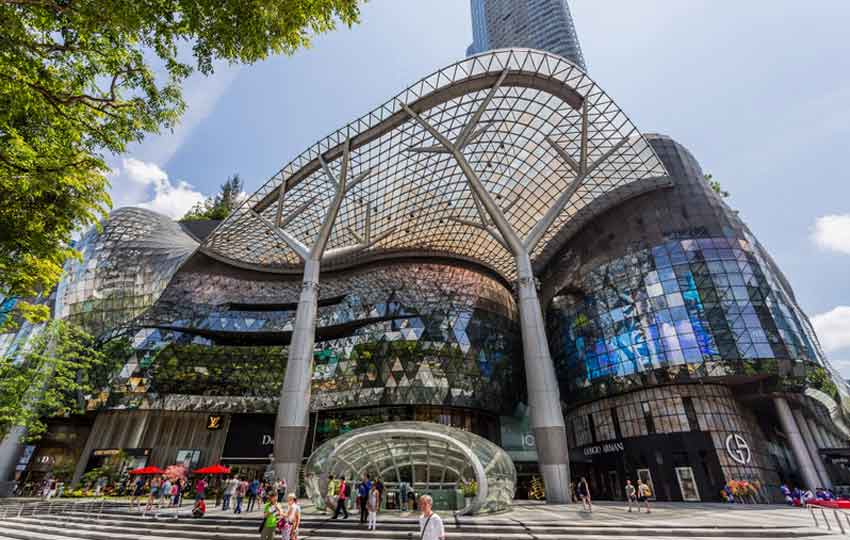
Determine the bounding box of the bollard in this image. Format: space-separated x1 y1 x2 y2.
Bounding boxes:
834 510 846 534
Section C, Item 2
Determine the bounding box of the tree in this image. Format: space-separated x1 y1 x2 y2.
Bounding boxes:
0 0 362 324
0 319 106 441
181 174 243 221
704 173 730 198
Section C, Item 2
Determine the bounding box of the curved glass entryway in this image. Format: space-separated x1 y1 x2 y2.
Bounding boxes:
304 421 516 514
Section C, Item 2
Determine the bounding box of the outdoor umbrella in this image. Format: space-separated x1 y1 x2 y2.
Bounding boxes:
192 464 231 475
128 465 165 475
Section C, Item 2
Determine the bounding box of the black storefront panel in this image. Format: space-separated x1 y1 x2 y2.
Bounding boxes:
221 414 275 463
570 432 724 502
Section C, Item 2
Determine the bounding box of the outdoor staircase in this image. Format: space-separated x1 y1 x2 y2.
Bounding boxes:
0 504 834 540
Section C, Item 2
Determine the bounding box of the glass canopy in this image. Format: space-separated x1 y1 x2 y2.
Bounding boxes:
304 421 516 514
201 48 668 281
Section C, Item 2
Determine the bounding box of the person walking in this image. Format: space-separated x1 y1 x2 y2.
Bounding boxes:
235 477 248 514
260 492 282 540
375 477 384 510
171 479 181 507
637 479 652 513
130 476 144 509
222 475 237 510
418 495 445 540
283 493 302 540
325 474 339 513
247 478 260 512
399 480 410 512
161 477 172 507
195 476 208 502
276 478 287 501
367 482 380 531
577 477 592 513
332 476 349 519
358 474 372 524
625 479 636 512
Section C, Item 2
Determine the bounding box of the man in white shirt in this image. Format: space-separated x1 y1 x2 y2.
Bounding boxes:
418 495 446 540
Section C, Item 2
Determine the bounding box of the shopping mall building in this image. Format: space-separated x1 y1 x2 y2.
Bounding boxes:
6 49 850 507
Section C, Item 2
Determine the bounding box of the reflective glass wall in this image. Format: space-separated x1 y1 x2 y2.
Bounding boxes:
543 134 842 404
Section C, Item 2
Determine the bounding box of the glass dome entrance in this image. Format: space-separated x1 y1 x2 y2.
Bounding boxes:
304 421 516 514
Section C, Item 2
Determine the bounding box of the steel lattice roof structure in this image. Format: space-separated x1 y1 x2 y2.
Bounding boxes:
201 49 670 280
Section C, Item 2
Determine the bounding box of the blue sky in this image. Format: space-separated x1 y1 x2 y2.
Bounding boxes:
107 0 850 374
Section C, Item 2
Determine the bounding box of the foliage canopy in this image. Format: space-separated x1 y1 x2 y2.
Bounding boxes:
181 174 243 221
0 0 361 323
0 319 106 441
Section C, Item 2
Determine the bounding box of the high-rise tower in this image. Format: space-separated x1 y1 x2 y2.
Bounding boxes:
466 0 587 71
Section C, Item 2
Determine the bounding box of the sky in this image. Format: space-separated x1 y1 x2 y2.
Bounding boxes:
107 0 850 375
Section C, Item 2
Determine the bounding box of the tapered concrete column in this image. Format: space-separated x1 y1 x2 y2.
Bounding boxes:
515 253 570 503
793 409 831 489
774 397 820 491
274 258 321 491
807 419 827 449
0 426 26 494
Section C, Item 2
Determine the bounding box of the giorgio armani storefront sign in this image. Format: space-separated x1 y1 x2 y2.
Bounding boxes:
221 414 275 462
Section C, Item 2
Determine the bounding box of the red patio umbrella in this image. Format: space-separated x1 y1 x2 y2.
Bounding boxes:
192 464 231 475
128 465 165 475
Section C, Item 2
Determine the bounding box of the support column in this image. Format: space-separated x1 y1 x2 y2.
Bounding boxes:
774 396 820 491
794 410 831 489
274 259 320 491
0 427 26 495
515 254 570 503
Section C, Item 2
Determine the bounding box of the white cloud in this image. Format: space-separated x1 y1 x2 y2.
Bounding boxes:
109 158 206 219
830 358 850 379
812 214 850 254
812 306 850 353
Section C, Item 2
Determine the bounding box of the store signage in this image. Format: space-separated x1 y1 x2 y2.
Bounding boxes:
221 414 275 460
725 434 751 465
583 441 625 457
207 415 223 431
93 448 121 457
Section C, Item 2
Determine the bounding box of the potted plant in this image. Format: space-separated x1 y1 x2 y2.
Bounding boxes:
461 480 477 506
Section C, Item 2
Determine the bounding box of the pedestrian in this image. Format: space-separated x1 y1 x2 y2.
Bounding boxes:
358 474 372 524
192 497 206 518
248 477 260 512
418 495 445 540
332 476 349 519
367 482 380 531
171 479 181 506
145 476 161 512
131 476 144 508
375 477 384 509
282 493 302 540
577 477 592 513
636 479 652 513
195 476 208 502
260 492 282 540
276 478 287 501
235 477 248 514
223 474 238 510
399 480 410 512
625 479 636 512
325 474 339 513
161 477 172 507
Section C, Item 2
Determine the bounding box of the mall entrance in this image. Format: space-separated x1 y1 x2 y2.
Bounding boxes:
303 421 516 514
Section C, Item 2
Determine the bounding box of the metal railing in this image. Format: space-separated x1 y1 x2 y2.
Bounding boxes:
0 498 111 521
809 504 850 535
